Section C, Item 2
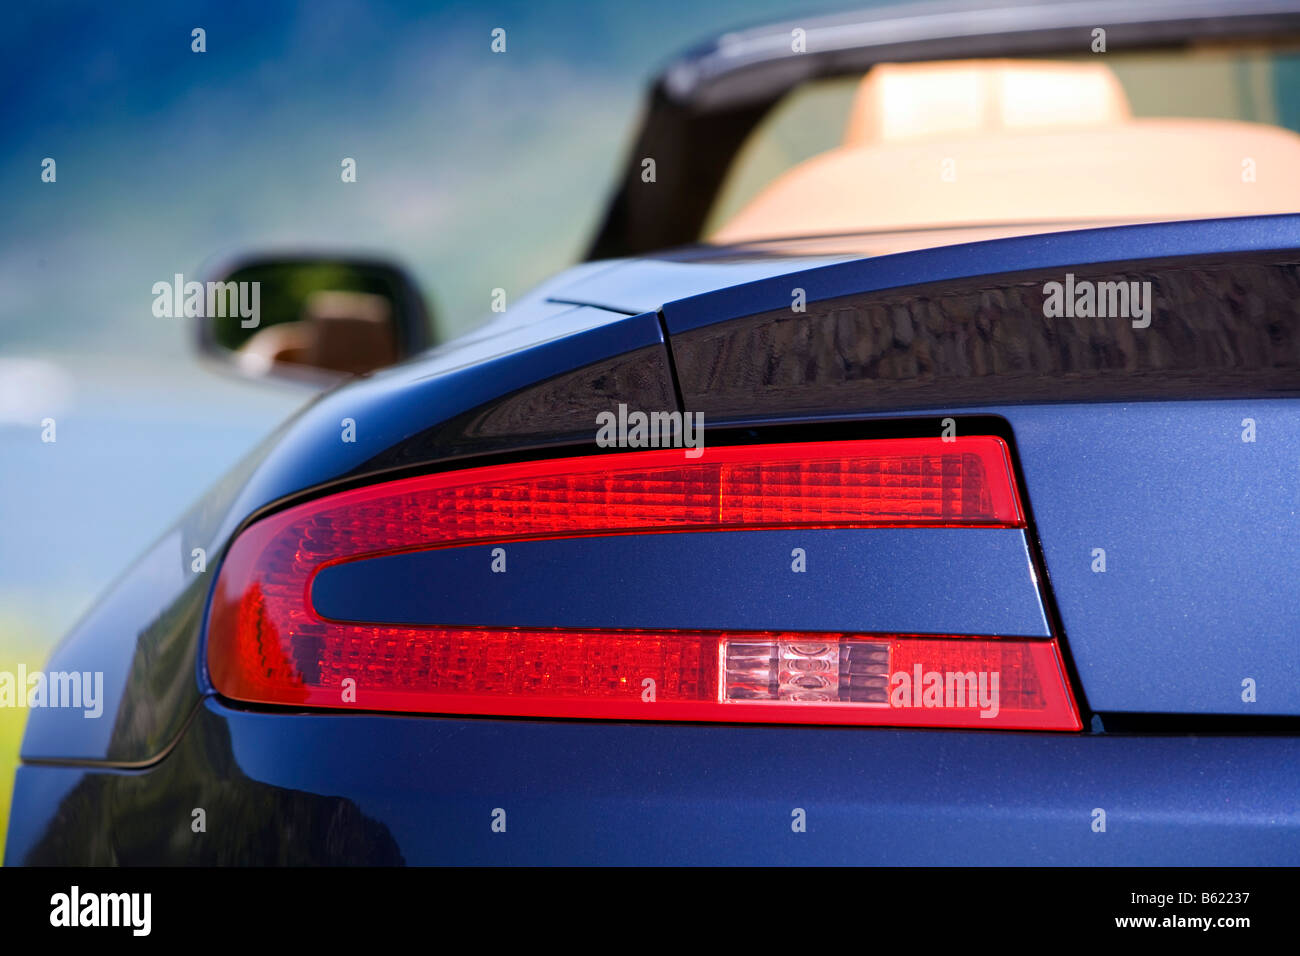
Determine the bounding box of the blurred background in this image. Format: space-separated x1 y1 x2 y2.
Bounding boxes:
0 0 878 856
12 0 1298 859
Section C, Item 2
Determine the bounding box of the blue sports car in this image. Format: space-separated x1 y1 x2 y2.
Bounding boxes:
7 0 1300 866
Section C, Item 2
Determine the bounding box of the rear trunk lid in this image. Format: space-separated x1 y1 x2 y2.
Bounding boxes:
653 215 1300 718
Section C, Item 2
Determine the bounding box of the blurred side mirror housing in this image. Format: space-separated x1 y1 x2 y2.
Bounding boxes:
194 254 434 386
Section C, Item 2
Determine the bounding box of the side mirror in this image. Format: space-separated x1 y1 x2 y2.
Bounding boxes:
195 254 434 385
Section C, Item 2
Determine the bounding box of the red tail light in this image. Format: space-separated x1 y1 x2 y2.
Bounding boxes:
207 438 1081 730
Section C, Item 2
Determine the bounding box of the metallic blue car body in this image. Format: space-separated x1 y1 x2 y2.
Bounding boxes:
8 215 1300 864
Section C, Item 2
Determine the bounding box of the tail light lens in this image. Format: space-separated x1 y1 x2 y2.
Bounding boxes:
207 438 1081 730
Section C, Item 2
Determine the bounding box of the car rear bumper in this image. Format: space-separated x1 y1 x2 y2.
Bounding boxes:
7 697 1300 865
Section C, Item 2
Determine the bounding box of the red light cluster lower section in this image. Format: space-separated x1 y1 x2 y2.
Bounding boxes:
209 615 1079 730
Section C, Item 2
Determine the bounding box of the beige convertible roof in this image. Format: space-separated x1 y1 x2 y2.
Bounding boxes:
712 59 1300 248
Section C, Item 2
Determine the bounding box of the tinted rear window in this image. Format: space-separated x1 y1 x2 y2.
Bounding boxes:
672 255 1300 414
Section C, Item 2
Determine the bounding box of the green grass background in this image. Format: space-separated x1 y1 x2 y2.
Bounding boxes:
0 626 49 865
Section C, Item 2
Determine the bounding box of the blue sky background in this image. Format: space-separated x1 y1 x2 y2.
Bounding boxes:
0 0 880 657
